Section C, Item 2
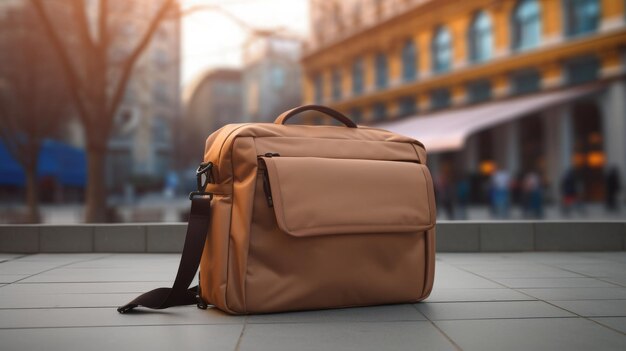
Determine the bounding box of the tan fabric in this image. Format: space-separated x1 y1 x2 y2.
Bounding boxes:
199 112 436 314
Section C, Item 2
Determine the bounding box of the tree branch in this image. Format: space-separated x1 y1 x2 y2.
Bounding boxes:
69 0 96 54
106 0 175 120
29 0 91 126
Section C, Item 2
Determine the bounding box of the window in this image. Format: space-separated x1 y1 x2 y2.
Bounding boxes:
398 96 417 117
512 0 541 51
511 69 541 95
431 89 451 110
469 11 493 63
152 115 170 142
332 69 342 100
565 56 599 85
352 58 364 95
466 80 492 104
432 26 452 73
564 0 600 37
402 40 417 81
375 53 388 89
314 74 323 104
271 66 285 89
372 103 387 122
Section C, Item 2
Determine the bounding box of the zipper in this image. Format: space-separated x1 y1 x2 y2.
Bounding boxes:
257 153 280 207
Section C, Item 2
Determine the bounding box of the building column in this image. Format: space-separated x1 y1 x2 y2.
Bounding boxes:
601 79 626 184
544 105 573 201
463 134 478 175
493 122 519 174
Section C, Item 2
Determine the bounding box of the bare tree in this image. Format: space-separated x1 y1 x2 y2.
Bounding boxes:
30 0 178 222
0 3 69 223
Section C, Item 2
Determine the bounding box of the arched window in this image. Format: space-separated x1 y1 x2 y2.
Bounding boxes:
352 58 364 95
512 0 541 51
332 68 342 100
375 53 388 89
401 40 417 81
564 0 600 36
432 26 452 73
469 11 493 63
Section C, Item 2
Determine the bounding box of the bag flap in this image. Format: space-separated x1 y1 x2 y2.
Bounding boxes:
262 157 436 237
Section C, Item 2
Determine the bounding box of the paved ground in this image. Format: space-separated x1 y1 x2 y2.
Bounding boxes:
1 252 625 350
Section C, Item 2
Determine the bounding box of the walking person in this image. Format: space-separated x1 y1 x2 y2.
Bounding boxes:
522 170 543 219
491 166 511 219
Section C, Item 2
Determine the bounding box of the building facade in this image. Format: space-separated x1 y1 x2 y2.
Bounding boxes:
182 68 243 166
105 1 181 192
243 32 303 123
303 0 626 203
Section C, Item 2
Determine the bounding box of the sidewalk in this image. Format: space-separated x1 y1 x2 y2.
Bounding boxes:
1 252 625 350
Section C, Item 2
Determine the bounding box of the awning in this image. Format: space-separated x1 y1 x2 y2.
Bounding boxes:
0 139 86 187
376 84 601 153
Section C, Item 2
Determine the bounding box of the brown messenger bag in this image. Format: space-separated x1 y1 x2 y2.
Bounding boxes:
118 104 436 315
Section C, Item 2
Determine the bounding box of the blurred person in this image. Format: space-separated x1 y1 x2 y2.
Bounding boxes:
522 170 543 219
163 171 179 199
455 175 470 220
435 168 455 220
491 166 511 219
605 166 621 212
560 167 585 216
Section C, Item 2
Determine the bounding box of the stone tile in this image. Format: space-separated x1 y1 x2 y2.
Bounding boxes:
519 287 626 301
550 300 626 317
146 224 186 253
0 307 244 329
19 267 177 283
247 304 426 324
239 321 457 351
0 292 140 309
551 262 626 277
14 253 110 263
427 288 534 303
604 275 626 287
436 223 480 252
432 265 503 289
0 282 165 295
469 267 583 279
479 223 534 252
436 318 626 351
0 324 243 351
0 260 65 275
0 253 24 262
0 274 30 283
592 317 626 333
0 226 39 253
415 301 574 320
94 225 146 252
535 222 624 251
40 226 93 252
494 277 619 289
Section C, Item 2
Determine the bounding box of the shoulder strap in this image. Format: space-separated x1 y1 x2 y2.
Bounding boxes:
117 197 212 313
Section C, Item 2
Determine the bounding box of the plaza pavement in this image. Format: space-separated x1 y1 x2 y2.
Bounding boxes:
1 252 626 350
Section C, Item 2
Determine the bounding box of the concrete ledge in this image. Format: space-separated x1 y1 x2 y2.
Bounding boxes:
0 221 624 253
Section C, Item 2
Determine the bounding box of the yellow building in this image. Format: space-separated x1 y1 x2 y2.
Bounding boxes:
302 0 626 204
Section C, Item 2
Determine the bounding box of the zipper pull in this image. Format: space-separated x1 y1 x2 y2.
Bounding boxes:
263 153 280 158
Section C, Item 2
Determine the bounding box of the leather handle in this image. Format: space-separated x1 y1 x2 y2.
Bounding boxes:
274 105 357 128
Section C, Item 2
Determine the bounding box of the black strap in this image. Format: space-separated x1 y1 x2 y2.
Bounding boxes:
117 198 212 313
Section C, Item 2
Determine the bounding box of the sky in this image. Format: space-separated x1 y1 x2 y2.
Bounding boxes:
181 0 310 86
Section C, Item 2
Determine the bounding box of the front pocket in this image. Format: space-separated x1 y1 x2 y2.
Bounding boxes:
262 156 436 237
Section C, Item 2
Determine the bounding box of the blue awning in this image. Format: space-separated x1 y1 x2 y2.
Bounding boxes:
0 139 86 187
